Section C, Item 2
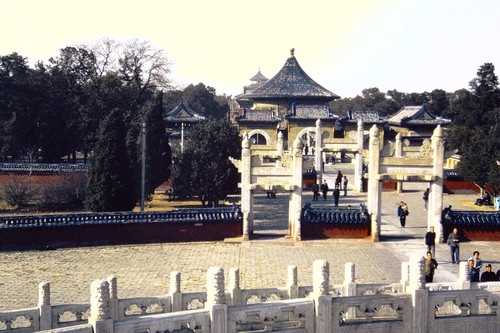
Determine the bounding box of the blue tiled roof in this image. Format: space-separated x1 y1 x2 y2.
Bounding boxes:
0 206 243 229
446 211 500 226
301 203 369 224
0 163 90 174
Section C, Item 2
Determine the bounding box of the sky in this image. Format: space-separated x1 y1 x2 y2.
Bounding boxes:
2 0 500 98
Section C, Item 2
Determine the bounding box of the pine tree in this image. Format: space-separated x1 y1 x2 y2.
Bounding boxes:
172 119 240 207
85 108 136 211
141 92 172 198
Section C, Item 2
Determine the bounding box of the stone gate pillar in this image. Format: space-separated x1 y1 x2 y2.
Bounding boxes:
277 131 284 156
353 119 364 193
368 125 382 242
315 119 323 184
429 125 445 243
241 134 252 241
395 133 404 192
290 138 303 240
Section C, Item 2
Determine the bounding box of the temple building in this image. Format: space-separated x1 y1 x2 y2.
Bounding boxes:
387 105 451 137
236 49 340 148
164 102 206 154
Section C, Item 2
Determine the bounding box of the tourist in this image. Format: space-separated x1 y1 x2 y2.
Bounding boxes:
423 188 429 210
447 228 460 264
425 226 436 258
425 252 438 283
312 182 320 201
343 176 348 196
397 201 408 228
335 170 343 187
320 180 329 201
475 191 491 206
333 185 340 207
480 264 498 282
468 251 483 273
467 259 479 282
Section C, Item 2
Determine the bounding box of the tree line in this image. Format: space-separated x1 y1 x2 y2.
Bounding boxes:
0 38 498 208
330 64 499 193
0 38 230 211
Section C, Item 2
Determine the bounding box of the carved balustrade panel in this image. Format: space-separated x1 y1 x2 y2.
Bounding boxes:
0 309 39 331
54 308 91 326
227 299 313 332
334 294 410 326
241 288 288 304
113 309 209 333
357 283 403 295
119 297 169 318
181 292 207 311
431 290 499 318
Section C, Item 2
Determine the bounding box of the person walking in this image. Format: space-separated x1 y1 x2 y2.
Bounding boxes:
397 201 408 228
320 181 329 201
343 176 348 196
447 227 461 264
425 226 436 258
425 252 438 283
333 185 340 207
312 182 320 201
423 188 429 210
335 170 343 187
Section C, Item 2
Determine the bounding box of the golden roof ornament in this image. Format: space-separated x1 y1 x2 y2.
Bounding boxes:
290 48 295 57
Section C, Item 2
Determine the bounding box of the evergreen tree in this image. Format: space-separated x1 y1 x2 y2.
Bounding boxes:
172 120 240 207
452 63 500 193
140 92 172 199
85 108 136 211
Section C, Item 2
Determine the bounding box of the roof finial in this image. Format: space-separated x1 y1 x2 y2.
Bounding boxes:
290 48 295 57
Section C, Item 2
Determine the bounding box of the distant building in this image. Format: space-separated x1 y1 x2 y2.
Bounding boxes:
164 102 205 154
236 48 340 148
387 105 451 137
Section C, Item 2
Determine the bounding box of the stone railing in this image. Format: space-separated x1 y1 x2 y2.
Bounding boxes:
1 257 499 333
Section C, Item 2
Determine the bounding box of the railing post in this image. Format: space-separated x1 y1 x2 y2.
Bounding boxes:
458 261 471 290
169 271 182 311
287 265 298 299
227 268 241 305
401 262 410 293
343 262 357 319
38 281 51 331
89 279 113 333
312 260 331 333
206 267 227 333
106 276 119 320
409 255 428 333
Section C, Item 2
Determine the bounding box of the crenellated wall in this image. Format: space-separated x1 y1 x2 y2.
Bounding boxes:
1 258 498 333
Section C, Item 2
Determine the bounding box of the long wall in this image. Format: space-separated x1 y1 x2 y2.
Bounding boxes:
1 258 498 333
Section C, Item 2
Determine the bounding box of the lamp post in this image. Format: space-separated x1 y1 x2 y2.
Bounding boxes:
140 122 146 212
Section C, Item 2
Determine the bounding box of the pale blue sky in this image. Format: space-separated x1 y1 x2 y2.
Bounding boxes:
2 0 499 98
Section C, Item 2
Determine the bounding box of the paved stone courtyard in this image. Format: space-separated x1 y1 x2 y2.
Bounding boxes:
0 164 498 311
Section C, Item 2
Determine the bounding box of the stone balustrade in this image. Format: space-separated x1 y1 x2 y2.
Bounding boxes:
1 257 499 333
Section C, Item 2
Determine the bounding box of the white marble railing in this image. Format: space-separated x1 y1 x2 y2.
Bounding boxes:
1 258 499 333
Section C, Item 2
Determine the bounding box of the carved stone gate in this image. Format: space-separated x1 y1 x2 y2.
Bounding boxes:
232 122 447 242
231 132 304 240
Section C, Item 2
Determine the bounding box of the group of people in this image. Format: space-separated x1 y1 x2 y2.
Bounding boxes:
311 171 348 205
466 251 499 282
423 226 500 283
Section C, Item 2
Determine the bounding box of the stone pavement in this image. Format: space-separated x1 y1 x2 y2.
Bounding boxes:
0 163 498 311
